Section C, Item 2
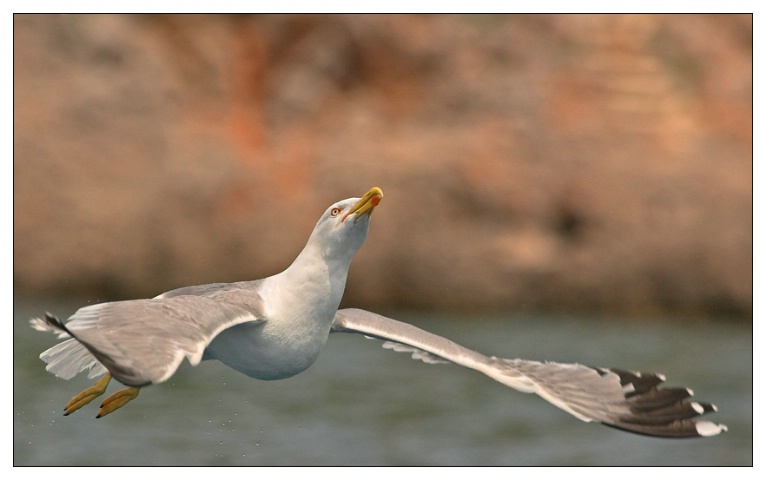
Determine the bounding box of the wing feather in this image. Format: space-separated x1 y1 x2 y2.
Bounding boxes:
331 308 726 438
32 287 266 386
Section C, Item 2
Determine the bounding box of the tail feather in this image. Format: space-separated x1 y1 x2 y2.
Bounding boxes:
29 313 107 380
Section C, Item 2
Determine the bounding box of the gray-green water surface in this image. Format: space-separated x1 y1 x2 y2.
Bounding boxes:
14 297 752 466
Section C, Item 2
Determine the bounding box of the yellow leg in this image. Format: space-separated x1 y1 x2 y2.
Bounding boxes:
96 386 140 418
64 374 112 416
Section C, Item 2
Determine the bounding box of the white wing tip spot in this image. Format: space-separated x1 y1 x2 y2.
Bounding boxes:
696 421 728 437
29 318 47 331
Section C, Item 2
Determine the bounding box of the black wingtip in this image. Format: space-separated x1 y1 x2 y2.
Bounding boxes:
598 368 727 438
604 418 728 438
43 312 73 335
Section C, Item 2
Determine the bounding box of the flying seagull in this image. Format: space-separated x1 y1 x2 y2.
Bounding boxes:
31 187 726 438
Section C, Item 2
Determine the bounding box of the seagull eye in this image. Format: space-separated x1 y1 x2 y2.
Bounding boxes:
330 207 342 217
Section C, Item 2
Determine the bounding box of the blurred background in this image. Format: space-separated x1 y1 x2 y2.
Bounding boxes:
14 14 752 316
13 14 752 466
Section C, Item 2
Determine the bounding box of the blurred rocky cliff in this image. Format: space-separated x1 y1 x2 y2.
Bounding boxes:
13 14 752 317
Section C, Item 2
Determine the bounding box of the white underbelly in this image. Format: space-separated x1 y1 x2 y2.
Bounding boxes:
203 320 329 380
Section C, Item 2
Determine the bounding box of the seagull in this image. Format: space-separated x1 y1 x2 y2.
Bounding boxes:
31 187 726 438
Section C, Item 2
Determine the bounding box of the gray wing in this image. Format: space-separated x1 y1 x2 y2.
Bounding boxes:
331 308 727 438
31 286 266 387
153 280 262 301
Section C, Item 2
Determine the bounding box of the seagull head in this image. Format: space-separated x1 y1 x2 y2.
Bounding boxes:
308 187 384 261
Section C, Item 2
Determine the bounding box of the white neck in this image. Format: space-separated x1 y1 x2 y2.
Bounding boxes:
263 238 354 327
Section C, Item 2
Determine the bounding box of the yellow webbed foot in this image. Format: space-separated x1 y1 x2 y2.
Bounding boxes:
96 386 140 418
64 374 112 416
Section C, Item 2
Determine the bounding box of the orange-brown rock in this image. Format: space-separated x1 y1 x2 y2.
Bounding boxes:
13 14 752 317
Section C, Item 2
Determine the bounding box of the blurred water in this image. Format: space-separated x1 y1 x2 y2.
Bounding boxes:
14 297 752 466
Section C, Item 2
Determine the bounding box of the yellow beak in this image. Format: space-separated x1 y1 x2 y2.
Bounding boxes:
343 187 383 222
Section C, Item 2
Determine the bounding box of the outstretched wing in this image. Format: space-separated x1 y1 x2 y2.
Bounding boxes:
331 308 726 438
31 289 266 387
